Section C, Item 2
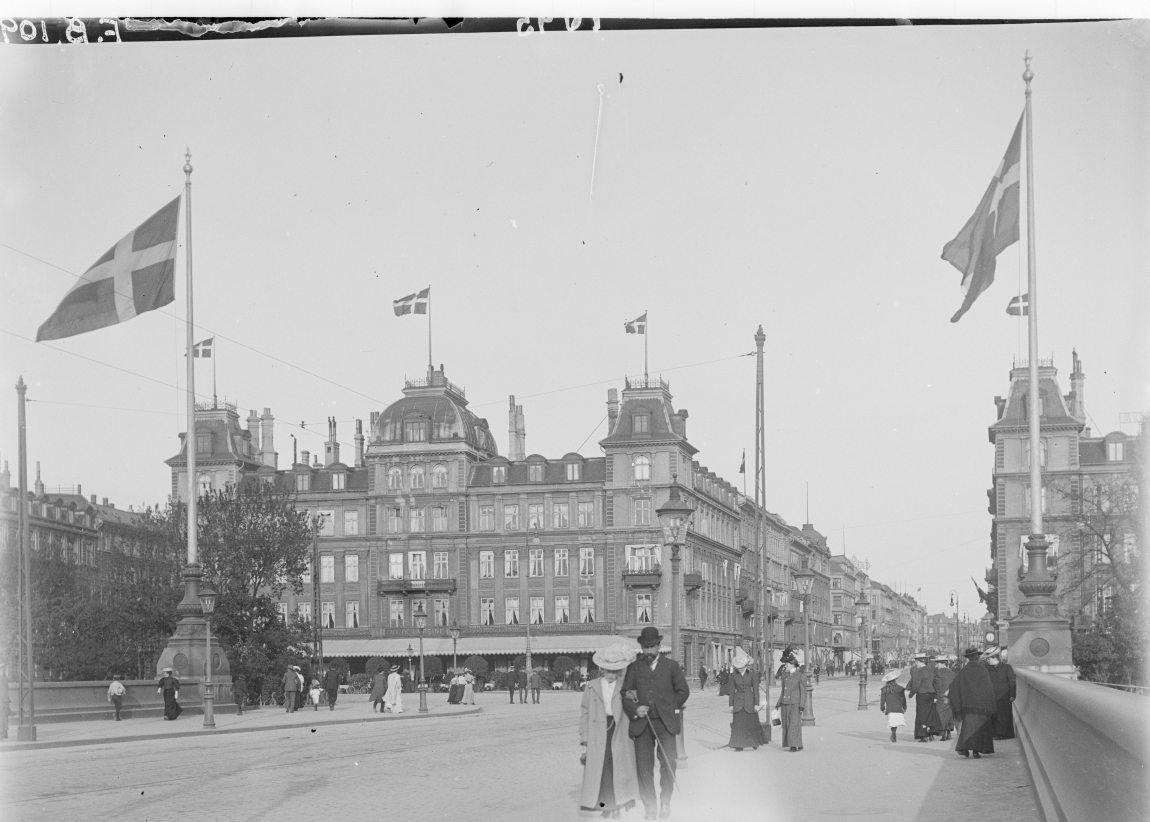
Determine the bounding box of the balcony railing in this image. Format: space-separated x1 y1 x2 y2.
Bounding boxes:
682 572 703 592
623 565 663 589
376 578 458 596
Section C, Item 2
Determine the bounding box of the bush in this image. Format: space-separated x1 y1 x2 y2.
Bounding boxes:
365 657 388 680
462 655 489 679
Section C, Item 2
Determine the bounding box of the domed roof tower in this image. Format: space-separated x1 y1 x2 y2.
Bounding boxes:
368 365 498 458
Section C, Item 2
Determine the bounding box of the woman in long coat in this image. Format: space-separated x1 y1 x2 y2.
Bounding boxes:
948 648 997 758
383 665 404 714
579 639 640 818
775 648 806 752
369 669 387 712
157 666 182 720
461 669 476 705
727 647 762 750
985 650 1017 739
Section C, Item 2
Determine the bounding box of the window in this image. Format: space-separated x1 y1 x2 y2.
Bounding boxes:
345 601 360 628
529 547 544 577
1108 441 1125 461
410 465 426 490
296 473 310 492
301 559 312 584
389 553 404 580
1023 484 1048 516
554 547 569 577
504 504 520 531
552 502 569 528
626 544 659 573
480 550 495 579
431 506 448 533
566 462 581 481
387 467 402 491
481 597 496 626
386 507 401 533
390 600 405 627
633 413 650 434
633 454 651 481
527 503 544 529
833 613 843 625
404 419 427 442
409 551 426 580
632 498 651 526
322 601 336 629
345 554 359 583
316 511 335 536
434 597 450 626
297 601 311 622
530 596 544 625
332 472 346 491
432 463 448 489
409 507 426 533
198 474 212 495
504 550 519 578
555 595 570 623
529 463 544 482
1024 439 1048 469
505 596 520 625
578 501 594 528
479 504 495 531
433 552 449 579
320 555 335 583
196 432 212 453
492 465 507 484
636 593 652 623
277 602 289 622
343 510 359 536
579 545 595 576
580 595 595 623
412 599 428 622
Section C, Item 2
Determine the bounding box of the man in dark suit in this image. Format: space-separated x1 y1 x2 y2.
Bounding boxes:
622 626 690 820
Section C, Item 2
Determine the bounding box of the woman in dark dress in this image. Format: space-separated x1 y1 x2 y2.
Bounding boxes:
727 647 762 751
948 648 996 758
775 647 806 752
157 666 182 720
985 649 1017 739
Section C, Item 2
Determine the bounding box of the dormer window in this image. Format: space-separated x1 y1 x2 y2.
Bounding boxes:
196 432 212 454
492 465 507 484
296 473 310 492
404 419 427 442
331 472 346 491
633 413 650 434
566 462 581 481
529 464 544 482
1108 441 1125 461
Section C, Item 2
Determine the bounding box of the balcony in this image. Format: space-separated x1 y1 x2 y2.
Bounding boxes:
735 585 750 604
376 577 458 596
622 563 662 589
682 572 703 593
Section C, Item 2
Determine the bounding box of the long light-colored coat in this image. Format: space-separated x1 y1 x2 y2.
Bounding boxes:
579 677 639 811
384 671 404 713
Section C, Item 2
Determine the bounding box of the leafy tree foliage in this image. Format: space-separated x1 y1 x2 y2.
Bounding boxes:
461 655 489 679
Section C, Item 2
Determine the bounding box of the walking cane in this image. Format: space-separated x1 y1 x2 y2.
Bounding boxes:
646 714 681 792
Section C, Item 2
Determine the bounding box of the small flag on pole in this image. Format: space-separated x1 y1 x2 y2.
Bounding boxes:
941 113 1023 323
738 450 746 474
192 337 214 357
1006 293 1029 316
36 197 181 342
394 287 430 316
624 312 647 334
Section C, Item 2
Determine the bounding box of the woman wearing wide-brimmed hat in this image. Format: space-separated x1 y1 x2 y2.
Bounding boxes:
726 646 762 751
383 664 404 714
774 647 805 752
578 637 640 818
157 666 182 720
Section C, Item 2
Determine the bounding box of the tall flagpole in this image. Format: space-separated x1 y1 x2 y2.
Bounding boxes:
427 285 433 372
185 150 198 567
644 308 649 380
212 340 217 409
1024 52 1042 539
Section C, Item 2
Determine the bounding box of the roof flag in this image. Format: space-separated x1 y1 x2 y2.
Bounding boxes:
623 312 647 334
192 337 214 357
36 197 181 341
1005 293 1029 316
941 113 1023 322
393 287 430 316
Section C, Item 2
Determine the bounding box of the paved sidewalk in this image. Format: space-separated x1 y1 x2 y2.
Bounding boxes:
0 692 480 751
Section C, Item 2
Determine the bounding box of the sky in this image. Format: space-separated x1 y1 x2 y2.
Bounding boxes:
1 17 1147 617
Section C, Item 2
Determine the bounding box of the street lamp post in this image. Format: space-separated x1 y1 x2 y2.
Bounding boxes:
655 475 694 667
794 569 816 726
855 592 869 710
449 621 461 674
198 586 217 729
525 531 540 676
414 612 428 714
406 643 414 683
949 591 960 658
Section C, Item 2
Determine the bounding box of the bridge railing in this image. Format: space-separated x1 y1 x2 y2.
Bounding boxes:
1015 668 1149 822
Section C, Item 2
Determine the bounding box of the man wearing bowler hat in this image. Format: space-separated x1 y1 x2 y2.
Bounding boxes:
622 626 690 820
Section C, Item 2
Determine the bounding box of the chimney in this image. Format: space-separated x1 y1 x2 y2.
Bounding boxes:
517 404 526 458
1 459 11 491
607 388 620 431
1069 349 1086 420
324 416 340 466
90 494 96 504
34 461 44 496
247 409 261 457
301 449 310 468
672 408 689 439
354 419 365 467
260 408 276 468
994 395 1006 420
508 396 526 461
76 483 81 497
102 497 109 506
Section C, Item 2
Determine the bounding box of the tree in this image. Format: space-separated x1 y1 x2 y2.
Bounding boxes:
365 656 388 679
422 655 444 684
552 655 578 685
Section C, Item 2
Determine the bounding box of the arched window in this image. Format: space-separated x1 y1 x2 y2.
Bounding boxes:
387 467 402 491
410 464 426 490
431 463 448 489
633 454 651 482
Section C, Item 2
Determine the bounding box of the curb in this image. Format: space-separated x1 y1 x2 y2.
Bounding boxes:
0 706 483 752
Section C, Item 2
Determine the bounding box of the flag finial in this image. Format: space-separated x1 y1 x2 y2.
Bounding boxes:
184 149 193 177
1023 51 1033 87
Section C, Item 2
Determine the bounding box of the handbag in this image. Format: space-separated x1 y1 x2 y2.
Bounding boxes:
770 707 781 726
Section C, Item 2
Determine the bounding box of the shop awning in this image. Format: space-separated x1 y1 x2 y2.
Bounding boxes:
322 633 621 659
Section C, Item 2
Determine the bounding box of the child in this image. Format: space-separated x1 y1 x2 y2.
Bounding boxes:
309 678 323 711
880 668 907 743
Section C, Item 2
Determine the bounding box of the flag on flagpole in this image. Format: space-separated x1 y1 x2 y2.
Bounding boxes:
941 113 1023 323
1006 293 1029 316
738 450 746 474
394 287 430 316
36 197 181 342
624 312 647 334
192 337 214 357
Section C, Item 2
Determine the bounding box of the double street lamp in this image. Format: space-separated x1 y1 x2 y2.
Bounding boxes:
198 586 217 729
414 611 428 714
793 569 816 726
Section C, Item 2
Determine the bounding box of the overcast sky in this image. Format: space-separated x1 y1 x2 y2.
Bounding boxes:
1 18 1146 616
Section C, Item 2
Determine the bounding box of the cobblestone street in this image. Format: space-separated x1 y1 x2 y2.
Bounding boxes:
0 679 1039 822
